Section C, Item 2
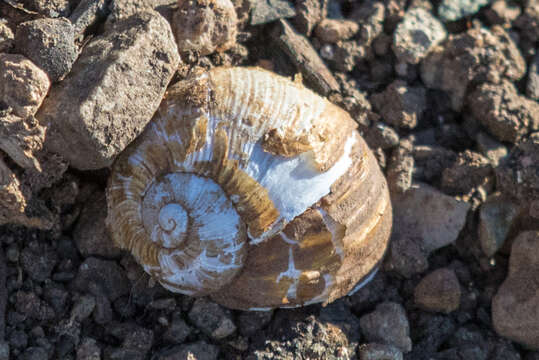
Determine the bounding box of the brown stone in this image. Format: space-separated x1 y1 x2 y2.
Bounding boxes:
414 268 461 313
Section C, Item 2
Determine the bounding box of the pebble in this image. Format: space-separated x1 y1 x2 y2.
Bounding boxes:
71 295 96 322
514 1 539 43
440 150 493 195
438 0 490 22
238 309 273 336
73 192 122 258
172 0 237 55
484 0 521 25
293 0 325 36
492 231 539 350
0 21 13 52
0 54 50 118
14 18 78 82
37 10 180 170
163 312 192 344
155 341 219 360
392 8 446 64
20 242 58 283
386 183 470 278
20 347 48 360
107 0 177 24
314 19 359 43
0 342 8 360
188 298 237 340
76 337 101 360
250 0 296 25
386 139 414 195
527 53 539 101
358 343 403 360
414 268 461 313
475 132 507 166
352 1 385 46
371 80 427 129
421 26 525 111
72 258 130 302
14 291 55 321
478 193 520 257
69 0 109 38
21 0 72 17
469 80 539 144
359 302 412 353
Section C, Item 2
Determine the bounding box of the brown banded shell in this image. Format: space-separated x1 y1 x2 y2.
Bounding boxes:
106 67 392 310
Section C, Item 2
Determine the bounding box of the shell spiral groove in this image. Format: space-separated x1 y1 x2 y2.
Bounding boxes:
106 67 392 310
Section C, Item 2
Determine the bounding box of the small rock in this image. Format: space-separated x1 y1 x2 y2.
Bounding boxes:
155 341 219 360
163 312 192 344
514 0 539 43
14 291 55 321
21 0 72 17
293 0 325 36
0 342 8 360
76 337 101 360
359 302 412 353
20 242 58 282
237 310 273 336
413 145 457 183
386 183 470 278
527 53 539 101
421 26 526 111
469 80 539 143
250 0 296 25
351 1 385 47
438 0 490 22
43 284 69 316
326 40 366 72
73 192 121 258
37 10 180 170
72 257 130 301
71 295 96 322
0 22 14 52
69 0 109 38
492 231 539 349
188 298 236 340
414 268 461 313
20 347 48 360
386 139 414 194
441 150 493 195
0 54 50 119
121 325 154 356
15 18 78 82
107 0 177 23
314 19 359 43
478 192 520 257
392 8 446 64
484 0 521 25
365 123 400 150
371 80 427 129
172 0 237 55
358 343 403 360
476 132 507 166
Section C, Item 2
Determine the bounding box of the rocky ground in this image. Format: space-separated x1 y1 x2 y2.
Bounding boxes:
0 0 538 359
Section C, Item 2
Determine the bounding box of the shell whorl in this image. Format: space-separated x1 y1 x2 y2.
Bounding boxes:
106 67 392 309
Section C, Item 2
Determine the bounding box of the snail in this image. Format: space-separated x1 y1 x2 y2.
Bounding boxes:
106 67 392 310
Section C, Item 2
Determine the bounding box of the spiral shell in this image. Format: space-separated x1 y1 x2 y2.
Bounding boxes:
106 67 392 310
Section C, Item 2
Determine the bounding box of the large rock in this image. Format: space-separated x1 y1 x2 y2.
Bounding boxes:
385 183 470 277
37 11 180 170
492 231 539 349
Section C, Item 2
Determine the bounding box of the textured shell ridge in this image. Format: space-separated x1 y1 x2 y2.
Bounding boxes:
106 66 393 310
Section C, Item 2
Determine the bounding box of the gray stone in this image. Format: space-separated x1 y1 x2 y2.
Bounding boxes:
71 295 96 322
20 242 58 282
293 0 326 36
72 258 130 301
386 139 414 195
73 192 122 258
493 231 539 350
0 54 50 118
188 298 236 340
37 10 180 170
155 341 219 360
414 268 461 313
440 150 492 195
371 80 427 129
250 0 296 25
358 343 403 360
20 0 73 17
392 8 446 64
476 132 507 166
0 342 9 360
527 53 539 101
20 347 48 360
15 18 78 82
438 0 491 22
385 183 470 277
163 312 192 344
76 338 101 360
69 0 108 38
360 302 412 353
478 193 520 257
107 0 177 24
238 310 273 336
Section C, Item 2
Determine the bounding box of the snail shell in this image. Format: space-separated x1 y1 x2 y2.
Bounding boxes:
106 67 392 310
